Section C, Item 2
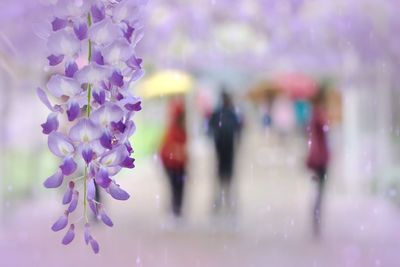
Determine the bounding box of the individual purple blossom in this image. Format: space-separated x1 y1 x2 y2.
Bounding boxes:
90 238 100 254
68 191 79 212
108 181 130 201
47 29 80 59
62 224 75 245
51 211 69 232
63 181 74 204
43 169 64 188
98 205 113 227
41 113 59 134
39 0 146 254
84 223 100 253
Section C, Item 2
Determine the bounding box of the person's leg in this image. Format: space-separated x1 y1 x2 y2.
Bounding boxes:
173 170 185 217
165 169 178 216
213 144 225 213
313 168 326 236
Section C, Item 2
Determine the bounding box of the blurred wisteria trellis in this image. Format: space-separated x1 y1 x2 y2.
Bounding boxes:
0 0 399 87
137 0 400 81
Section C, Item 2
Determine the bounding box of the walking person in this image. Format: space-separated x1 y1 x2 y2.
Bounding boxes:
209 91 241 214
306 88 329 237
160 98 187 217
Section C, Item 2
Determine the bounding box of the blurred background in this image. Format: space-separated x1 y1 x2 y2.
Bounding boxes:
1 0 400 266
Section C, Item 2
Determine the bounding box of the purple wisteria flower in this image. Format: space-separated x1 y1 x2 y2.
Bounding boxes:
37 0 146 254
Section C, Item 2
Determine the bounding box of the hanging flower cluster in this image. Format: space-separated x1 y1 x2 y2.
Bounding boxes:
37 0 146 254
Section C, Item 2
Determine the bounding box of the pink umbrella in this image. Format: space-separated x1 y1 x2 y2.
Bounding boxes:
274 73 318 99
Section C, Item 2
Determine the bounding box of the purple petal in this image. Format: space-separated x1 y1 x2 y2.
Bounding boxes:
43 170 64 188
47 29 80 57
81 146 94 164
129 69 145 82
100 131 113 149
75 63 111 85
60 156 77 176
102 39 132 64
62 224 75 245
99 209 113 227
52 0 90 18
120 121 136 142
120 156 135 168
92 89 106 105
113 0 143 23
84 223 91 244
126 55 142 70
87 178 96 200
48 132 75 157
111 121 126 133
123 23 134 42
109 70 124 87
125 142 133 154
67 101 80 121
108 182 130 201
132 28 144 46
115 92 124 101
91 3 105 23
107 166 122 177
52 17 68 31
101 80 112 91
90 238 100 254
51 211 68 232
124 101 142 111
88 200 98 216
89 18 122 46
90 103 123 127
95 168 112 188
68 191 79 212
65 61 78 77
47 74 81 98
92 49 104 65
73 21 88 40
47 54 64 66
69 118 102 143
41 113 59 134
62 183 74 204
100 145 129 167
37 87 56 112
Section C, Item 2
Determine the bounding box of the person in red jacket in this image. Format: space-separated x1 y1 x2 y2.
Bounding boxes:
160 98 187 217
307 88 329 236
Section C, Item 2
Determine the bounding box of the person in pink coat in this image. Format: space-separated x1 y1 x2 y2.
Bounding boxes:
306 88 329 236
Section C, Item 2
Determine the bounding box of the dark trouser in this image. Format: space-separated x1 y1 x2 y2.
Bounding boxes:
215 139 234 182
312 167 326 236
165 168 185 217
214 140 235 212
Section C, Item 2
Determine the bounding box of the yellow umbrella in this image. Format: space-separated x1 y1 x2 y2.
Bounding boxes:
136 70 193 98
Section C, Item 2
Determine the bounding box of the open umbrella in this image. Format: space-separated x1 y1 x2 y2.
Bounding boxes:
136 70 193 98
247 80 280 103
274 73 318 99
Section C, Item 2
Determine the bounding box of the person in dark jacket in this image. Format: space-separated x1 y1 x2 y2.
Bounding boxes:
160 98 187 217
307 88 329 236
209 91 241 213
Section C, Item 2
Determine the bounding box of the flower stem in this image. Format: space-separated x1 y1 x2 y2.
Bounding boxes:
87 12 93 117
83 12 93 224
